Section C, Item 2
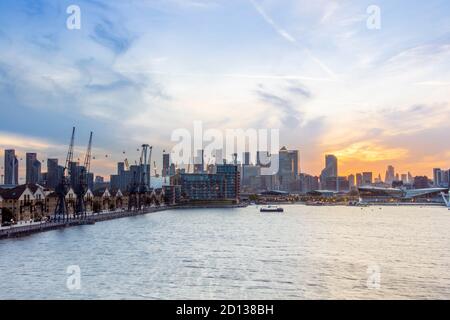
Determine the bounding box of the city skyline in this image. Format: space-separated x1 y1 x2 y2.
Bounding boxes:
1 0 450 178
1 144 447 187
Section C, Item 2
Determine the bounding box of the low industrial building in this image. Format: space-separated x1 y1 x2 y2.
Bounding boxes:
358 186 448 203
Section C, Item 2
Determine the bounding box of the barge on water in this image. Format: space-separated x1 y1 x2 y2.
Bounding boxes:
260 205 284 213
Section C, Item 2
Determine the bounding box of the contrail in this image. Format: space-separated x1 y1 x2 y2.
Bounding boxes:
118 69 337 82
249 0 337 80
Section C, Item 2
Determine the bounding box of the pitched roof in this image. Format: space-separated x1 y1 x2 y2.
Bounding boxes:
0 185 29 200
93 187 109 197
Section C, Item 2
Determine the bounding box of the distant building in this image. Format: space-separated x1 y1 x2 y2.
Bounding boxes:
401 174 408 184
277 147 299 192
362 172 373 186
46 159 63 189
243 152 251 166
324 176 349 192
392 180 404 188
320 155 337 189
442 169 450 188
179 164 240 203
359 186 447 203
241 165 261 192
348 174 355 189
162 153 170 177
433 168 449 187
385 165 395 184
413 176 430 189
256 151 271 168
193 150 204 173
299 173 320 193
4 149 19 186
356 173 363 187
433 168 442 187
26 153 41 184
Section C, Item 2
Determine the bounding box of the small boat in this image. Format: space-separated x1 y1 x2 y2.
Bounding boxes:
260 205 284 213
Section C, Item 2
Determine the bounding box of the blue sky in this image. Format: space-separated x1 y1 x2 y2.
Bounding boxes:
1 0 450 180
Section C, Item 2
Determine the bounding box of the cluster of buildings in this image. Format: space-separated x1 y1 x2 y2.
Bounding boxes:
1 149 93 190
0 148 241 224
1 145 449 223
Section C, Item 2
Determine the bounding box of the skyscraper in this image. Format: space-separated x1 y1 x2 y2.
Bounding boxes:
256 151 271 168
243 152 250 166
26 153 42 184
320 155 337 189
4 149 19 185
356 173 363 187
162 153 170 177
348 174 355 189
277 147 300 191
385 165 395 184
193 150 204 173
433 168 442 187
362 172 373 186
47 158 63 189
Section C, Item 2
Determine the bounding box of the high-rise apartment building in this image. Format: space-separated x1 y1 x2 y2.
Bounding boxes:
26 153 41 184
320 155 337 189
4 149 19 185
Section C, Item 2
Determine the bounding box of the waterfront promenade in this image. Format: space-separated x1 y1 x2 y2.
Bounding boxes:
0 207 168 240
0 203 247 240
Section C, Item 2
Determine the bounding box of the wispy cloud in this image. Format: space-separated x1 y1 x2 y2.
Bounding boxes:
90 18 134 55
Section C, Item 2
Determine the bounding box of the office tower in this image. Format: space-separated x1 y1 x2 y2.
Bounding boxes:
162 153 170 177
193 150 204 173
299 173 320 193
407 172 413 183
401 174 408 184
278 147 299 176
243 152 250 166
320 155 337 189
278 147 300 191
442 169 450 187
232 153 238 165
362 172 373 186
118 162 125 175
356 173 363 187
325 176 349 191
257 151 271 168
69 161 85 189
433 168 442 187
4 149 19 185
385 165 395 184
47 158 63 189
26 153 42 184
169 163 176 176
413 176 429 189
375 174 382 183
86 172 94 190
348 174 355 189
213 149 224 165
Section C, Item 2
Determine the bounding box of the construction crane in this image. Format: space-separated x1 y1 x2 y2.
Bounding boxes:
137 145 152 209
54 127 75 221
75 132 93 217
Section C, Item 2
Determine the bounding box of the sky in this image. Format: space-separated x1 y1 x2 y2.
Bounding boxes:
0 0 450 182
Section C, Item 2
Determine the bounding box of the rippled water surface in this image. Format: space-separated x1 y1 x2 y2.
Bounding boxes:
1 205 450 299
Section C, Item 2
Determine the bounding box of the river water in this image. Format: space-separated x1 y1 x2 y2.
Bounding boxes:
1 205 450 299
